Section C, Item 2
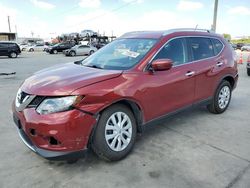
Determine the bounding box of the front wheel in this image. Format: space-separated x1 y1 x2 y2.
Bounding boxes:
247 68 250 76
53 50 58 54
207 80 232 114
70 51 76 56
91 104 137 161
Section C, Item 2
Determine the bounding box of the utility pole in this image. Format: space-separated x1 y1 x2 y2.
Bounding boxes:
212 0 218 32
7 16 11 32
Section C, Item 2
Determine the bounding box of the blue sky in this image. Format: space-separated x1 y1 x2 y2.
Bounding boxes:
0 0 249 39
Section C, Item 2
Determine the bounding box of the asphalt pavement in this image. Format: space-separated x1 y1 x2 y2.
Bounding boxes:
0 52 250 188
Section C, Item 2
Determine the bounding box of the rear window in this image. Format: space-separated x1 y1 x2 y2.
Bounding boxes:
0 43 8 47
212 39 223 55
188 37 214 61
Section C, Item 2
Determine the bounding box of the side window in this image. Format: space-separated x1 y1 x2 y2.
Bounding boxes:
212 39 223 55
188 37 214 61
153 38 187 66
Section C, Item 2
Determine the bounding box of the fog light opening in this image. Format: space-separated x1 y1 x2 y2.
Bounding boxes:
49 137 60 145
30 129 36 136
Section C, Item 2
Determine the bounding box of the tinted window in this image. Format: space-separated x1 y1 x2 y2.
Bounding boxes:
153 38 187 66
0 43 8 48
212 39 223 55
8 43 16 47
189 37 214 61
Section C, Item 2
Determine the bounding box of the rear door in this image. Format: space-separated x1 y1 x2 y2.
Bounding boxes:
187 37 225 102
0 43 9 56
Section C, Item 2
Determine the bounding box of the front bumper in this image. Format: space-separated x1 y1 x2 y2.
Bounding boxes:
16 124 87 160
12 106 97 160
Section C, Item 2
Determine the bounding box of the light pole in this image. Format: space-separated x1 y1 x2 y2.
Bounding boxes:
212 0 218 32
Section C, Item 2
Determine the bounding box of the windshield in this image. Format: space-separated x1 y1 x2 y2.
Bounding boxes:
81 38 157 70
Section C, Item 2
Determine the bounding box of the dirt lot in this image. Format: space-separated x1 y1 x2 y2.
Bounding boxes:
0 52 250 188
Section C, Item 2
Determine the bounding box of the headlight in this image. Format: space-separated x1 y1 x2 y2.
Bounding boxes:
36 96 81 115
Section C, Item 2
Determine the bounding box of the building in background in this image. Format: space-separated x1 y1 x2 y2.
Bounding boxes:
0 32 17 41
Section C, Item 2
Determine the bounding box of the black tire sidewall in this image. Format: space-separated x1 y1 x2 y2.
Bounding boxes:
214 81 232 113
10 52 17 58
70 51 76 56
92 104 137 161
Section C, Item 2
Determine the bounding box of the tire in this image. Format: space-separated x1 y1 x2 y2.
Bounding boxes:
53 50 58 54
247 68 250 76
91 104 137 161
29 48 34 52
207 80 232 114
9 52 17 58
70 51 76 56
89 50 94 55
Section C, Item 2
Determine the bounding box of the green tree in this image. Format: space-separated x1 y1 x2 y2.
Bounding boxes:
223 33 231 41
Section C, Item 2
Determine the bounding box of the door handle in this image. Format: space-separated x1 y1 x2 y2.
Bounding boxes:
216 62 224 67
185 71 195 77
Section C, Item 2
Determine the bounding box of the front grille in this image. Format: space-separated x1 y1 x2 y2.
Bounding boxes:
27 96 45 108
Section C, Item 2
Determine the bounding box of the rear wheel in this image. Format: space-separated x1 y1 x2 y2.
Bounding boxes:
91 104 137 161
247 68 250 76
89 50 94 55
53 50 58 54
29 48 34 52
207 80 232 114
9 52 17 58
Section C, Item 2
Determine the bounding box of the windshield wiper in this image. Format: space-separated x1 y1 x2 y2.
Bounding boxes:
84 64 103 69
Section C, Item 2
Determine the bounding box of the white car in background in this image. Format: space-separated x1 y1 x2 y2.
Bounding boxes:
19 44 30 51
79 30 98 38
26 44 48 52
63 45 97 56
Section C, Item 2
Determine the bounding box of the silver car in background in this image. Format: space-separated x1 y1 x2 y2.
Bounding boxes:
26 44 48 52
63 45 97 56
241 44 250 51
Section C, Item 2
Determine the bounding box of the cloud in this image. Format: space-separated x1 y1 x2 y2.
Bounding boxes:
228 6 250 15
177 0 203 11
79 0 101 8
30 0 55 10
122 0 144 4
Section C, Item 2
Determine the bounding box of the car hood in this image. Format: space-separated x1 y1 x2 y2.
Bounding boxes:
21 62 122 96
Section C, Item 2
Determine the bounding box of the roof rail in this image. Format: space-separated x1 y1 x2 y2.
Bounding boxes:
163 28 214 36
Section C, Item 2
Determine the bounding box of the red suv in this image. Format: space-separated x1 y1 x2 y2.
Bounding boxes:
12 29 238 161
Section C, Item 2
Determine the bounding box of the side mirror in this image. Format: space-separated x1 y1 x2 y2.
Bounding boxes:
151 59 173 71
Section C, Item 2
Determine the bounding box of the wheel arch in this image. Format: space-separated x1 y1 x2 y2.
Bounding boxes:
87 98 144 148
221 75 235 89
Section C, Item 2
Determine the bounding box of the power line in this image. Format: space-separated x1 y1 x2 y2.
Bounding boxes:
67 0 138 29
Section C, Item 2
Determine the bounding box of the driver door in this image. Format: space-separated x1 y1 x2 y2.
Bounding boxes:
140 38 196 121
